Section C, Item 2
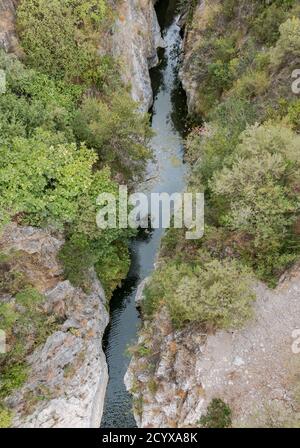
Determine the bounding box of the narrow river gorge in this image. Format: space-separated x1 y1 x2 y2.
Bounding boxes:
101 0 188 428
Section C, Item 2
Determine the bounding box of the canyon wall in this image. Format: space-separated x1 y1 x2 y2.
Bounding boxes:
1 224 109 428
0 0 19 54
111 0 164 111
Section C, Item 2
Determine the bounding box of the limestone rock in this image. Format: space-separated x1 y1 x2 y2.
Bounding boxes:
0 0 19 54
126 270 300 427
112 0 165 111
0 224 109 428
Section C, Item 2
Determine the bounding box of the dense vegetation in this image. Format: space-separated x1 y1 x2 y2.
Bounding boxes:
0 0 152 423
0 0 152 295
143 0 300 333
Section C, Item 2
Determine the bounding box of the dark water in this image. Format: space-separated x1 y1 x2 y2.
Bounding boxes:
101 0 187 428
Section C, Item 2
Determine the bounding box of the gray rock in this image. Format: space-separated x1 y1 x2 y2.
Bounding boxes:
1 225 109 428
135 277 150 308
111 0 164 111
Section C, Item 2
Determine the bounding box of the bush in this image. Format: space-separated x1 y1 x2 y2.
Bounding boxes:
187 98 257 193
252 4 287 46
199 398 232 428
231 70 269 99
0 284 60 408
271 17 300 68
144 259 255 329
73 93 153 181
0 364 28 399
212 124 300 283
0 407 12 428
59 231 132 298
0 132 116 230
17 0 116 89
286 100 300 131
0 51 82 144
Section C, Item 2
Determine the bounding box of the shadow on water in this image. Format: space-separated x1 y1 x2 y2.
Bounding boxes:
101 0 188 428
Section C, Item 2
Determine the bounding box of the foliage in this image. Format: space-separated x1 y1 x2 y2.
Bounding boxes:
0 364 28 399
17 0 116 89
199 399 232 428
73 93 153 181
143 259 255 330
286 100 300 131
231 70 269 100
270 17 300 67
0 51 82 144
0 283 60 406
0 131 116 230
59 229 132 298
95 242 131 298
252 3 288 46
0 406 12 428
58 232 131 298
212 124 300 283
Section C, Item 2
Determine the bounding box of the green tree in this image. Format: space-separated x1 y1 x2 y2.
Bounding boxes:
144 259 255 329
0 131 114 229
212 124 300 283
17 0 116 88
73 93 153 181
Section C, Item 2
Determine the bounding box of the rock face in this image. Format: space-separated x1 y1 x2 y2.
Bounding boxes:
0 224 109 428
111 0 164 111
0 0 19 53
179 0 204 115
125 268 300 427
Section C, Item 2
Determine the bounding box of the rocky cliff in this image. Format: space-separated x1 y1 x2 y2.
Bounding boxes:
179 0 203 114
0 224 109 428
111 0 164 111
125 268 300 428
0 0 19 54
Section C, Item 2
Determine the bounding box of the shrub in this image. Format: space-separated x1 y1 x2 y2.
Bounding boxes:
0 364 28 399
0 51 81 144
199 398 232 428
17 0 115 89
270 17 300 68
144 259 255 329
286 100 300 131
231 70 269 99
252 4 287 46
59 230 132 298
212 124 300 283
73 93 153 181
0 132 115 230
187 98 257 192
0 407 12 428
0 284 60 408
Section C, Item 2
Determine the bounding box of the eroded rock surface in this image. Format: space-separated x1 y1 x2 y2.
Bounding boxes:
111 0 164 111
0 224 109 428
0 0 19 53
125 268 300 428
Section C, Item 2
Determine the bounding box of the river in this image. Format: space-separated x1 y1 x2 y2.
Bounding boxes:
101 0 187 428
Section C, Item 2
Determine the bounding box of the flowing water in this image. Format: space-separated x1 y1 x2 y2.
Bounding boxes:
101 0 187 428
